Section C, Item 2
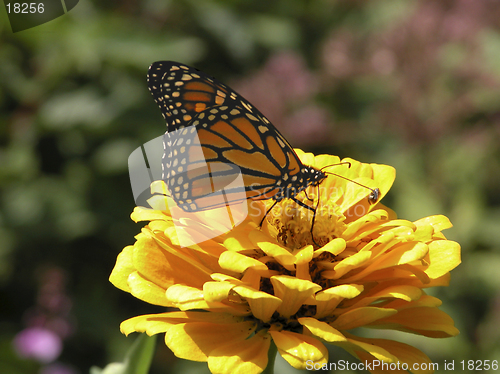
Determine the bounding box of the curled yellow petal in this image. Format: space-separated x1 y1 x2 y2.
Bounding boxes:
219 251 268 273
299 317 347 343
314 284 364 319
233 285 282 322
271 276 321 318
269 330 328 370
109 245 135 293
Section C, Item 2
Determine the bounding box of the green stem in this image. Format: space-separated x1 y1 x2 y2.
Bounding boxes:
262 340 277 374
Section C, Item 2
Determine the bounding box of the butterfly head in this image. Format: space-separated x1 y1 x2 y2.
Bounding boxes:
302 166 327 187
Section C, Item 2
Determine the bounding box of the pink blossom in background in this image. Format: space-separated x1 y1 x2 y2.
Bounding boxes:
13 267 75 367
284 105 330 146
13 327 62 363
234 52 329 146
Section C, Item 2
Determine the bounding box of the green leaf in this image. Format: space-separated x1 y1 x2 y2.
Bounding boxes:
261 340 277 374
90 334 156 374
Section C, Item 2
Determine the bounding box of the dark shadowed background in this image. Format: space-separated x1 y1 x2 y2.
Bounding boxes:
1 1 500 373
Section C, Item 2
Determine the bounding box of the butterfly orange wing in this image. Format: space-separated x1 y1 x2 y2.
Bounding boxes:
148 61 306 212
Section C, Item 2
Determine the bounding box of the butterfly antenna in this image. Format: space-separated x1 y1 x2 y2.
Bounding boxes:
320 161 351 171
323 171 380 205
320 162 379 205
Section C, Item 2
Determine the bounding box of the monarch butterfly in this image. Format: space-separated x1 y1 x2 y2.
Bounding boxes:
147 61 379 235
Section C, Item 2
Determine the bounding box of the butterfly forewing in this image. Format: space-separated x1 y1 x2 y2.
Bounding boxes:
149 62 232 132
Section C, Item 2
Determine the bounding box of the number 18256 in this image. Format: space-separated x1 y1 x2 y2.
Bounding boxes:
6 3 45 13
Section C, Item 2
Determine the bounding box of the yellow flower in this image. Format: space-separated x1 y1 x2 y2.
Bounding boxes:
110 150 460 374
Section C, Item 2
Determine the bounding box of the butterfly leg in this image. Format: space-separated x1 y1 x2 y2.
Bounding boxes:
289 197 320 247
303 188 314 202
259 200 279 227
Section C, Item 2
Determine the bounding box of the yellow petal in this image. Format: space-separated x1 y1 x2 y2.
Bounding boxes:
425 240 461 279
383 224 415 240
330 307 397 330
210 273 242 283
208 330 271 374
271 276 322 318
209 272 264 294
342 209 389 239
369 306 459 338
339 242 428 283
127 271 171 306
399 242 429 264
146 194 171 211
377 285 423 302
380 219 415 229
223 221 263 252
314 284 364 319
269 330 328 370
382 294 442 311
166 284 205 305
294 245 313 280
349 285 423 309
219 251 268 273
298 317 347 343
344 333 434 374
414 215 453 233
240 267 262 290
133 235 214 290
370 163 396 194
166 284 250 315
343 335 399 364
294 245 314 264
317 284 364 299
233 285 282 322
296 149 321 166
120 310 242 335
148 219 171 233
120 313 173 336
166 320 255 362
324 251 372 279
203 281 235 302
313 238 346 257
130 206 169 222
109 245 135 293
254 240 296 271
411 222 434 242
360 265 430 285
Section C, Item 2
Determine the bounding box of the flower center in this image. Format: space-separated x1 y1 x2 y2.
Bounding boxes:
266 189 348 250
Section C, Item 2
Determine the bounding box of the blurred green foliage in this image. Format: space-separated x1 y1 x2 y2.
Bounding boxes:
1 0 499 373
